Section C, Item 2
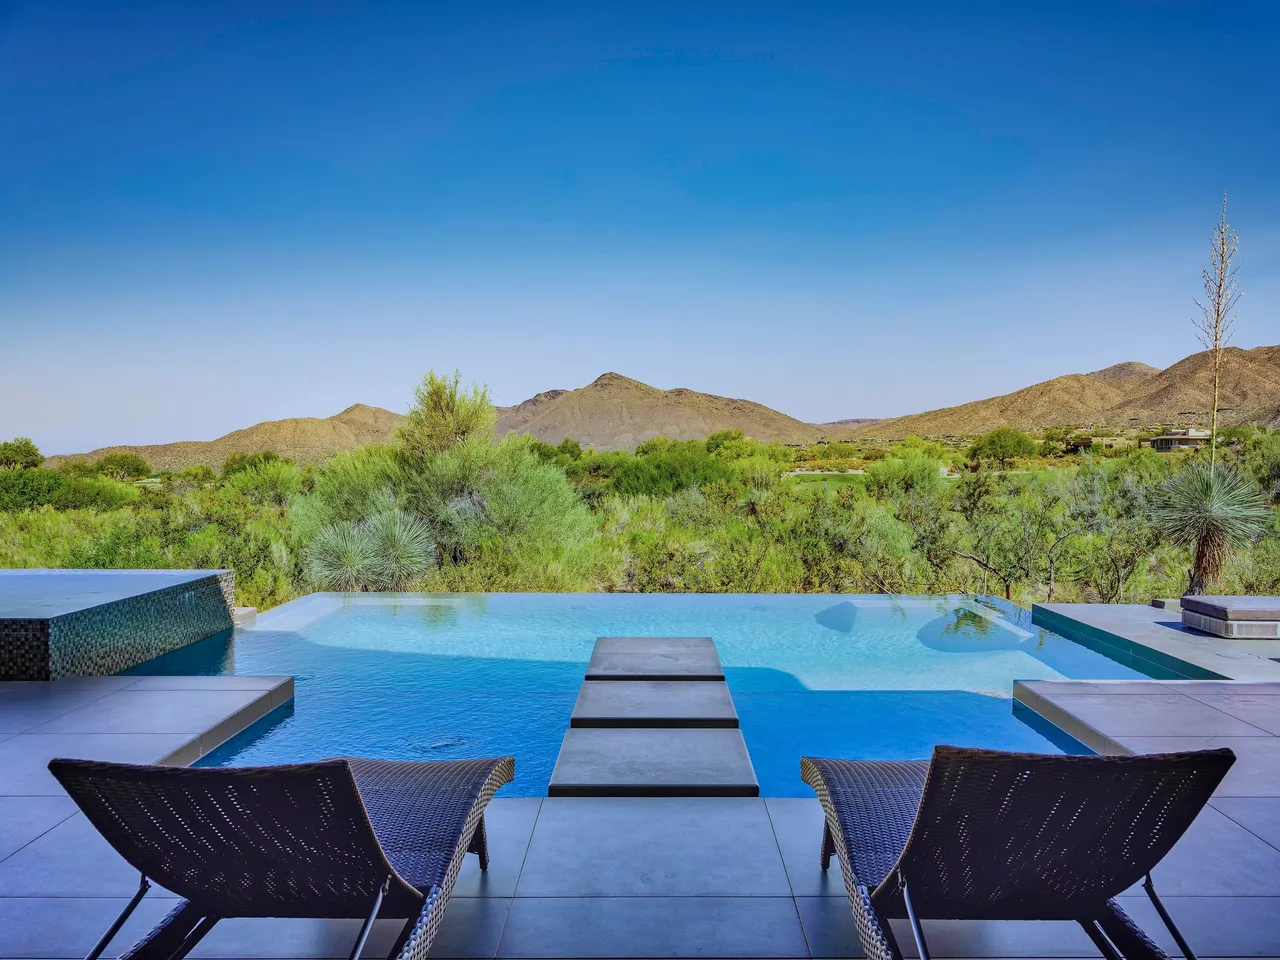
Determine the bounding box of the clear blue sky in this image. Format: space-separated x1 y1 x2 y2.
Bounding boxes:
2 1 1278 453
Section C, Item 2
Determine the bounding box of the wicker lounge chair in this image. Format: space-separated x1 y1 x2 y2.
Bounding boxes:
801 745 1234 960
48 755 514 960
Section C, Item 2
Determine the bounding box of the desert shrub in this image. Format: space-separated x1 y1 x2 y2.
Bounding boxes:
95 452 152 480
225 458 301 508
222 450 283 477
0 468 138 512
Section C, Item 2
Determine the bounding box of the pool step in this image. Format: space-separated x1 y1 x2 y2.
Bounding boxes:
570 680 739 728
550 637 758 798
585 636 725 681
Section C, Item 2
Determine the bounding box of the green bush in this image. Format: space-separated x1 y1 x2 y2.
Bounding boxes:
0 468 138 511
0 437 44 469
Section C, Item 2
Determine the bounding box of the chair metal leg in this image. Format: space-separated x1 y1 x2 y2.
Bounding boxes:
1079 920 1125 960
1142 874 1198 960
820 821 835 870
899 875 932 960
85 873 150 960
350 877 390 960
468 815 490 871
119 901 214 960
166 916 220 960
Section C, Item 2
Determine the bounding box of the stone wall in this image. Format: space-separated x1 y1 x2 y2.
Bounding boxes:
0 571 236 680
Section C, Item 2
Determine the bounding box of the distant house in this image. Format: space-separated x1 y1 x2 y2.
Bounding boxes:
1064 437 1095 453
1143 428 1210 453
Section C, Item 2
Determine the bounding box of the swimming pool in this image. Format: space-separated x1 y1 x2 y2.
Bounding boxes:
129 593 1149 796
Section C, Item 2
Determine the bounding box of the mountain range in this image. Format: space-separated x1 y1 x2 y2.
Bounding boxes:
46 344 1280 470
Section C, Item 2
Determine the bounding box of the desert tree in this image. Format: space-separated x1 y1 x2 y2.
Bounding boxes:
1194 192 1242 465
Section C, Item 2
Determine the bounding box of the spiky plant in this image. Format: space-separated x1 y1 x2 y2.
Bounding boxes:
1153 461 1272 595
305 508 435 592
365 508 436 590
305 520 379 591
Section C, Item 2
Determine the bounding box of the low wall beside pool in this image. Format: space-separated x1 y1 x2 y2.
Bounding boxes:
0 569 235 680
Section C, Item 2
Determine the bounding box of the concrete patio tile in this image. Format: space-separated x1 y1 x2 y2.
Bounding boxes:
497 896 809 958
452 799 542 898
1187 695 1280 736
0 895 180 959
1017 681 1173 697
29 688 268 735
795 897 1102 958
428 898 512 959
1113 736 1280 798
0 689 118 734
0 813 151 897
1114 894 1280 958
1163 681 1280 695
122 675 290 691
187 916 409 958
514 798 790 897
1035 694 1271 738
0 677 139 693
571 680 738 728
0 732 197 796
765 798 844 898
1212 798 1280 851
548 727 758 797
0 796 78 862
1138 806 1280 897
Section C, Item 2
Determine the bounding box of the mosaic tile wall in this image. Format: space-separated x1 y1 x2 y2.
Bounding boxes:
0 572 236 680
0 619 52 681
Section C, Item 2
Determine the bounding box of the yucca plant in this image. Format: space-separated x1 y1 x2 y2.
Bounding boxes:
305 520 379 591
304 508 436 592
365 508 436 590
1153 461 1272 595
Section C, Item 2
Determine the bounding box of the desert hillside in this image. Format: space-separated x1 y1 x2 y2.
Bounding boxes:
44 344 1280 468
855 344 1280 440
46 404 403 472
494 372 826 448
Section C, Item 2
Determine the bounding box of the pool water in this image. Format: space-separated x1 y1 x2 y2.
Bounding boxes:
129 593 1147 796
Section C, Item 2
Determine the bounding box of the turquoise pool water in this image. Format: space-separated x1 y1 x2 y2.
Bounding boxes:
132 593 1147 796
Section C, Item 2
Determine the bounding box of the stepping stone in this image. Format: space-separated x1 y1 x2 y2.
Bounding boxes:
585 637 724 681
548 727 759 797
571 680 739 728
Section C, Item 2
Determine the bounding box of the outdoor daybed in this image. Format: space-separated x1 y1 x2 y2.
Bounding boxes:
49 754 515 960
802 745 1234 960
1181 595 1280 638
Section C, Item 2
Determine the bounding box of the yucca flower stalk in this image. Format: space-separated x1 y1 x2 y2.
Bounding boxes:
1153 461 1271 595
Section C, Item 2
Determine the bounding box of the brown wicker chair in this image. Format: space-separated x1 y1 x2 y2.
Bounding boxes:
48 755 515 960
801 745 1234 960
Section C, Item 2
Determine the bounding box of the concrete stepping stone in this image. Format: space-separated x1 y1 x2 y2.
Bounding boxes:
585 637 724 681
548 727 759 797
571 680 739 728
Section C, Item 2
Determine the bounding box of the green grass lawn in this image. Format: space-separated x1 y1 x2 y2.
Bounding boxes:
788 472 867 496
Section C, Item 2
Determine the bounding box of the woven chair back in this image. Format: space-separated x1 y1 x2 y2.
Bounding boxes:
877 745 1235 920
49 758 423 918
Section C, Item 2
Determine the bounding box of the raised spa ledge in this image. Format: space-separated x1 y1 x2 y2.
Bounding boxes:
0 569 236 680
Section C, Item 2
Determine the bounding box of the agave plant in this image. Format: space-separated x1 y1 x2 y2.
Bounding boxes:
1153 461 1272 595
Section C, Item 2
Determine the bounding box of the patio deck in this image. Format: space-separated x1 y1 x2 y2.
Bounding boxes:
3 602 1280 957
